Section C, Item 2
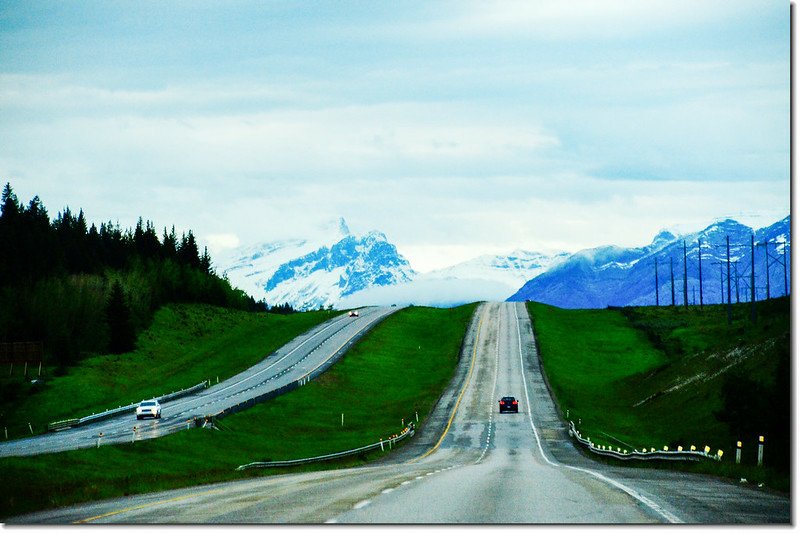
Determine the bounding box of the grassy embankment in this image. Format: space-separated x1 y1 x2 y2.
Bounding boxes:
0 303 476 520
0 304 338 439
528 298 789 491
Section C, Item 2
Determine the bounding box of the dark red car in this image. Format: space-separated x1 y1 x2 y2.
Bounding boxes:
499 396 519 413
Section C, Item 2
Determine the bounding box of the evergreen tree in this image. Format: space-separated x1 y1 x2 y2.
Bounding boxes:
106 280 136 354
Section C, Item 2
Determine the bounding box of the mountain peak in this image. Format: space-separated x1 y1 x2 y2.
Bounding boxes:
652 229 677 245
316 217 351 241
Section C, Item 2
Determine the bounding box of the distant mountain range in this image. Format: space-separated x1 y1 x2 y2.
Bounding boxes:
220 215 790 310
508 216 790 308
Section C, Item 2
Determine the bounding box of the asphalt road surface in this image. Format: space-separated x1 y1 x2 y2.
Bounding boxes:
9 302 790 524
0 306 397 458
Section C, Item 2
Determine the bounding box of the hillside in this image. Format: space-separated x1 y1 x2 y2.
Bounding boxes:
0 183 263 370
528 298 789 489
0 304 337 439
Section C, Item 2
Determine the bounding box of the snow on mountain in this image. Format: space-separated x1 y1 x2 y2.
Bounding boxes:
220 218 416 310
421 250 570 300
508 215 790 309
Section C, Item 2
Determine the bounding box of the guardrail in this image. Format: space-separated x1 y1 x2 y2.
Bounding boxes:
47 380 209 432
236 423 416 470
569 421 722 462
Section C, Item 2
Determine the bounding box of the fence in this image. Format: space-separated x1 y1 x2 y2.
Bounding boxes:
46 380 209 432
236 423 416 470
568 421 721 462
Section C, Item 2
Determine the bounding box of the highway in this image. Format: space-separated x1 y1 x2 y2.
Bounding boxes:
0 306 398 458
9 302 789 524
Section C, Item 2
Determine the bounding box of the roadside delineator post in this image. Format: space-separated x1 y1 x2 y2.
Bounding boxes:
757 436 765 466
341 413 344 427
415 411 419 423
736 441 742 464
3 427 7 439
28 422 33 435
704 445 711 455
132 427 136 443
380 438 384 452
97 432 103 448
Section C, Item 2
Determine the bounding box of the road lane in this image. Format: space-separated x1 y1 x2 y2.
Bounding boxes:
0 306 398 458
9 302 789 524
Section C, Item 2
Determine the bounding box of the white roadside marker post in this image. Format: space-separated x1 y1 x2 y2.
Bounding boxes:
380 438 384 452
341 413 344 427
757 436 765 466
97 432 103 448
3 427 7 439
736 441 742 464
28 422 33 435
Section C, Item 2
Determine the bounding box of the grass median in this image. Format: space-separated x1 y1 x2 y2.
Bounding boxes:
0 303 477 520
527 298 789 491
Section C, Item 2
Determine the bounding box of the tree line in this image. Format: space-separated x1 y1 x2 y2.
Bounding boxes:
0 182 282 370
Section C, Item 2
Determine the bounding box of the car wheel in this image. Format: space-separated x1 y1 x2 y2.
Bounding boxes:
136 415 142 420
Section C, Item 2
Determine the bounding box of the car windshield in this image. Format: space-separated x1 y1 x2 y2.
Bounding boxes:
141 401 156 406
502 397 515 401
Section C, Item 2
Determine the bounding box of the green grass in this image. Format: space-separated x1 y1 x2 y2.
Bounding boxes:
528 298 789 491
0 303 477 520
0 304 338 439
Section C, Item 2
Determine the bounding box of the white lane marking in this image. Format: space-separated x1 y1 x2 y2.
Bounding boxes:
325 519 338 524
353 499 372 510
381 488 395 494
512 303 683 524
415 475 424 480
400 480 411 486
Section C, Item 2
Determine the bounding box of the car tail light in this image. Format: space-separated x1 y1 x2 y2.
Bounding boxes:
499 401 505 405
512 401 518 405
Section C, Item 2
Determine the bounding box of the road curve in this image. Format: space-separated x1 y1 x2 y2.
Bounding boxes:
9 302 789 524
0 306 398 458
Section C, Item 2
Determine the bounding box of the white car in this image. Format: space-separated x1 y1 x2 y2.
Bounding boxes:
348 310 359 317
136 400 162 420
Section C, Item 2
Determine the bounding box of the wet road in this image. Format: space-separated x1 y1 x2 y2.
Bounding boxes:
9 302 790 524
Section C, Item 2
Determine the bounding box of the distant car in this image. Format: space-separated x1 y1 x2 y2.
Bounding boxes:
348 310 359 317
136 400 162 420
499 396 519 413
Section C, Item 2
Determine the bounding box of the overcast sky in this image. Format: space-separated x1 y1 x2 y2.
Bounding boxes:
0 1 789 272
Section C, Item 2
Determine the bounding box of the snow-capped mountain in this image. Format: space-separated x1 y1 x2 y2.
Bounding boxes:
221 218 416 310
508 216 790 309
422 250 570 300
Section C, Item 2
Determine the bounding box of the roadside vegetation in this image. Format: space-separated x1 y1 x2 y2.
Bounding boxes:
0 304 337 439
528 298 789 491
0 304 476 520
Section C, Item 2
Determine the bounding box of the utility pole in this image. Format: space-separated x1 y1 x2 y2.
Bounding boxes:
698 238 704 309
764 239 771 300
719 261 724 304
654 257 659 306
784 243 789 296
734 262 740 303
751 234 756 323
670 257 675 306
726 236 732 325
683 241 689 308
692 286 696 305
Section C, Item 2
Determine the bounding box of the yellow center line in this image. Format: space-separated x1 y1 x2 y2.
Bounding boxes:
73 488 227 524
408 304 488 464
